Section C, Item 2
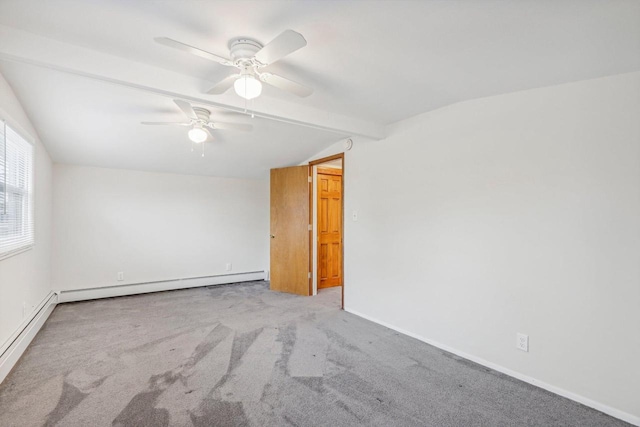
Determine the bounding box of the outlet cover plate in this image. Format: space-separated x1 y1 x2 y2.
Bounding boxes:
517 333 529 352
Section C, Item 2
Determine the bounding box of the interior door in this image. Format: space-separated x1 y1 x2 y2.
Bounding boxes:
270 165 310 295
317 168 343 289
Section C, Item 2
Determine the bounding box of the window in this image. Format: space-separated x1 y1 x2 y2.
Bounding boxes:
0 121 34 259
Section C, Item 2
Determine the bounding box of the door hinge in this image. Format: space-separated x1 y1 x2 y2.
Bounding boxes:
308 272 312 279
308 224 312 231
308 176 312 183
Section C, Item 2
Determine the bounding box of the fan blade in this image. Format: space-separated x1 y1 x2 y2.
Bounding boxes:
154 37 234 66
208 122 253 132
254 30 307 65
260 73 313 97
204 127 214 140
174 99 197 120
141 122 190 126
206 74 239 95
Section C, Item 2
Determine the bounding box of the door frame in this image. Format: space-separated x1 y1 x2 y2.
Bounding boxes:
309 153 345 309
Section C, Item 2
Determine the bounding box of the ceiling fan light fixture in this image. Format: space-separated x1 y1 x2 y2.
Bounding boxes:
188 125 208 143
234 75 262 100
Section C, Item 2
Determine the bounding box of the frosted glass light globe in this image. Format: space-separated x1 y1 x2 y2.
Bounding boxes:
188 127 207 143
234 75 262 100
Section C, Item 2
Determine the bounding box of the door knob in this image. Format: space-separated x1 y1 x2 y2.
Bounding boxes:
270 235 275 239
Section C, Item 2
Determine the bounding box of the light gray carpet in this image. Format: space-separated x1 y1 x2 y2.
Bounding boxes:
0 281 629 426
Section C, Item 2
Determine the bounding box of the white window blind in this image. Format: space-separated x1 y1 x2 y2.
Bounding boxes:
0 121 34 259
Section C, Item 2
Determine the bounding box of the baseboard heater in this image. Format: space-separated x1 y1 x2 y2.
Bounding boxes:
0 291 58 384
0 271 265 385
57 270 267 303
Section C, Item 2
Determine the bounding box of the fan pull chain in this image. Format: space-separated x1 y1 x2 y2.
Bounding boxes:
244 76 248 113
201 142 205 157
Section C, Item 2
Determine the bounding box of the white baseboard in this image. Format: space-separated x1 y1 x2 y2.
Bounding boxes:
0 291 58 384
57 271 266 303
344 307 639 426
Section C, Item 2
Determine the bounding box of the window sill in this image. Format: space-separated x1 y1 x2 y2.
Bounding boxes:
0 245 33 261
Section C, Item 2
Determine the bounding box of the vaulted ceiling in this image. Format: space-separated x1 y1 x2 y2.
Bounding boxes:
0 0 638 178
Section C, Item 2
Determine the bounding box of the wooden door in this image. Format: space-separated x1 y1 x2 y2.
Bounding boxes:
270 166 310 296
317 168 343 289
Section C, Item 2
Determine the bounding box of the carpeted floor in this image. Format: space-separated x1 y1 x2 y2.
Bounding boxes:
0 281 629 426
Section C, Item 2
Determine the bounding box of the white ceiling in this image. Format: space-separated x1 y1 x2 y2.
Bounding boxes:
0 0 638 177
0 61 343 178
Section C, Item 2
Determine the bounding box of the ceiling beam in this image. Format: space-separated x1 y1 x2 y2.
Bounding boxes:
0 25 386 140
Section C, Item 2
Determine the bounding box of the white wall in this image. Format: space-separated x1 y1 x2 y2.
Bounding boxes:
339 72 640 420
0 72 53 347
52 165 268 290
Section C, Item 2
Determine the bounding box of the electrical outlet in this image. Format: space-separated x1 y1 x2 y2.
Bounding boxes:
226 263 232 271
117 272 124 281
516 333 529 352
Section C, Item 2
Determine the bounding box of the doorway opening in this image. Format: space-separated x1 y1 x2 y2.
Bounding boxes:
309 153 344 309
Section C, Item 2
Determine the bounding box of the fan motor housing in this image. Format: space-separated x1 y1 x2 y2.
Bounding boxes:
192 107 211 122
229 38 263 61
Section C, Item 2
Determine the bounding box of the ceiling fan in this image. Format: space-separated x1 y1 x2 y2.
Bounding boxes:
141 99 253 144
155 30 313 100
